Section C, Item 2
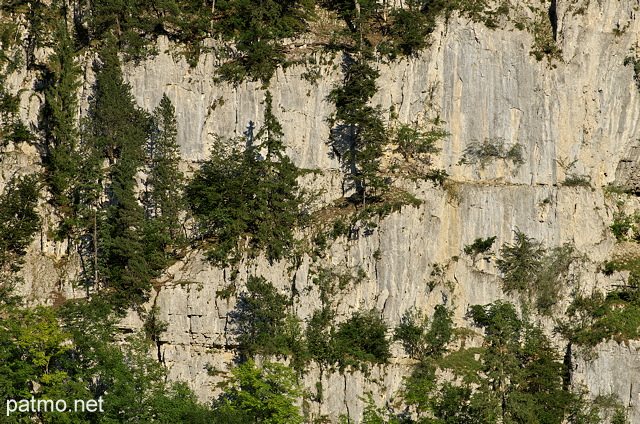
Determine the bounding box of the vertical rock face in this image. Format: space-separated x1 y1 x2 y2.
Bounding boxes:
5 0 640 421
572 341 640 421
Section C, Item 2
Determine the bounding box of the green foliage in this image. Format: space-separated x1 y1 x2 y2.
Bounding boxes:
329 57 388 204
185 91 304 264
86 0 214 62
603 254 640 288
563 174 592 187
0 297 213 423
496 230 545 294
386 8 431 57
0 71 33 147
231 276 300 358
392 123 444 163
305 306 391 370
560 289 640 347
424 168 449 186
143 305 168 357
0 174 40 270
458 137 524 169
557 158 591 187
529 12 562 62
0 304 71 408
86 44 156 307
212 360 303 424
215 0 315 84
463 236 496 256
394 305 453 360
610 212 640 241
333 309 391 367
399 301 612 424
535 244 576 313
304 266 365 366
40 22 82 229
466 301 575 424
143 93 186 268
497 231 575 314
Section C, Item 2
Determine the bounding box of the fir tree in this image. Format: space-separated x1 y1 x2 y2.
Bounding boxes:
145 93 184 239
143 93 185 269
185 91 303 264
85 42 152 306
41 22 82 221
329 57 388 205
0 175 40 271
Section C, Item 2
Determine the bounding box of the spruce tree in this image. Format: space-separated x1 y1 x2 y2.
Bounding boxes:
41 22 82 221
0 175 40 271
329 57 388 205
144 93 185 266
185 91 303 263
85 42 152 306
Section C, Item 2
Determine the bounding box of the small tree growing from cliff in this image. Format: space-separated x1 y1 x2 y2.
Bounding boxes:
185 91 303 264
329 57 388 205
0 174 40 271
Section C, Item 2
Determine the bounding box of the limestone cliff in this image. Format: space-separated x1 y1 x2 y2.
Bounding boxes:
4 0 640 422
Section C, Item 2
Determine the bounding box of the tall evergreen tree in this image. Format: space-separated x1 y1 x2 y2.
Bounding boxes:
143 93 185 269
41 22 82 222
185 91 303 263
85 42 152 306
0 175 40 271
329 57 388 205
145 93 184 237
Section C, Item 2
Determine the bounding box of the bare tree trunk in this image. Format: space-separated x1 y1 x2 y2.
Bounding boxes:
93 208 99 289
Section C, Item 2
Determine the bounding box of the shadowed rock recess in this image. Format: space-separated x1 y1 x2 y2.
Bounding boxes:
3 0 640 422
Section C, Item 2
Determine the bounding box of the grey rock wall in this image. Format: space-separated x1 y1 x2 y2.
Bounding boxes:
4 0 640 421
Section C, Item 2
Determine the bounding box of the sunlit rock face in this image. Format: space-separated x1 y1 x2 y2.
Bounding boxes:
6 0 640 421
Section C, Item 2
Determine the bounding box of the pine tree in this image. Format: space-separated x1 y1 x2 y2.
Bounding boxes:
143 93 185 269
0 175 40 271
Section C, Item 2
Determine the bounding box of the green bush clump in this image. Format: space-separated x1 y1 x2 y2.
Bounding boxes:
496 231 576 314
230 276 301 358
463 236 496 256
459 137 524 169
394 305 453 359
392 122 446 164
185 92 304 264
333 309 391 366
563 174 592 187
305 306 391 370
610 212 640 241
560 290 640 348
387 8 431 57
